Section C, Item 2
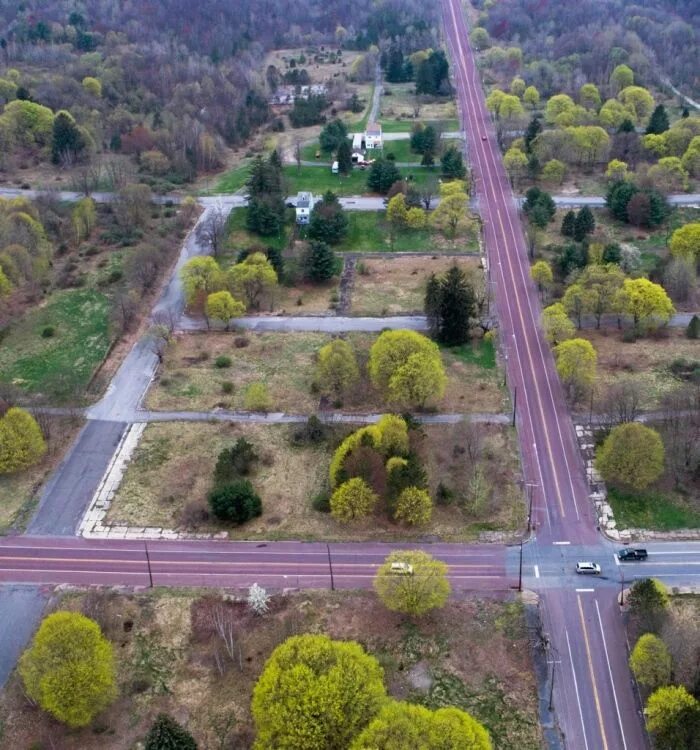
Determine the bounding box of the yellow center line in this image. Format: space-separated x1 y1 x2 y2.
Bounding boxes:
577 595 609 749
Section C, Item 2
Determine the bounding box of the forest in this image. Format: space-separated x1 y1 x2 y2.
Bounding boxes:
471 0 699 100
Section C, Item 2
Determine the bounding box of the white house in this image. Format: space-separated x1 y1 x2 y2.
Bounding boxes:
294 192 317 224
350 122 383 153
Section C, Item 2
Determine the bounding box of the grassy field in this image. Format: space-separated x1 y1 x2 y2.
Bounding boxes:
0 290 111 404
301 138 462 165
0 588 540 749
583 328 700 411
210 162 251 194
108 419 522 540
381 83 458 121
337 211 479 254
351 256 481 314
608 486 700 531
283 164 436 196
147 331 506 415
380 118 461 133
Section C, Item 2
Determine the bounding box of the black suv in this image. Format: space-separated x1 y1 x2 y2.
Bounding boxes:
618 548 648 561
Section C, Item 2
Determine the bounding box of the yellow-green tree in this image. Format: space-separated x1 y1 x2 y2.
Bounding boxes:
545 94 575 125
566 125 610 167
574 264 625 328
330 477 378 522
503 147 528 187
386 193 408 247
669 223 700 261
205 290 245 329
430 185 471 241
71 197 96 244
0 407 46 474
596 422 664 490
316 338 360 400
19 612 116 728
0 266 11 297
374 550 450 616
605 159 628 182
617 86 654 125
510 77 526 97
530 260 553 300
554 338 596 401
485 89 506 117
648 156 689 193
406 206 427 229
642 133 669 157
562 283 595 329
244 381 271 412
393 486 432 525
615 277 674 331
610 64 634 93
368 330 446 409
542 303 575 344
541 159 566 185
350 701 492 750
180 256 223 307
81 76 102 97
227 252 278 310
646 685 700 750
681 135 700 178
251 634 386 750
579 83 601 110
599 99 630 129
629 634 672 691
375 414 410 456
523 85 540 110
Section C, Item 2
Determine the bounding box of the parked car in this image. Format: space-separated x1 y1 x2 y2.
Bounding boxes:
390 562 414 575
618 548 648 561
575 561 601 575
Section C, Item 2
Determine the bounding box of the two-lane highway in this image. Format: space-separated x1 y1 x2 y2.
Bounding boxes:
442 0 651 746
0 537 510 592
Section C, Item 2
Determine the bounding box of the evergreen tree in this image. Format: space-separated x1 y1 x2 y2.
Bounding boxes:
303 241 338 282
439 265 475 345
617 118 636 133
308 191 348 245
573 205 595 241
52 110 86 164
320 119 348 152
246 152 286 236
524 115 542 154
645 104 670 135
561 210 576 237
145 714 197 750
337 139 352 175
415 50 450 96
686 314 700 340
367 159 402 194
440 147 466 179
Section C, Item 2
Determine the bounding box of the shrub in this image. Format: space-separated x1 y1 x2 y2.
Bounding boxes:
214 355 232 369
686 314 700 340
311 491 331 512
234 336 250 348
290 415 328 446
330 477 378 522
180 501 210 528
244 381 271 411
393 486 432 525
220 381 234 394
214 438 258 484
208 480 262 524
144 713 197 750
41 325 55 338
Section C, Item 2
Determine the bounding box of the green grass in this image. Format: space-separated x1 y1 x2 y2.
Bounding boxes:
337 212 433 252
224 207 290 256
608 486 700 531
0 289 111 403
380 118 461 133
445 338 497 370
210 162 251 194
283 164 435 196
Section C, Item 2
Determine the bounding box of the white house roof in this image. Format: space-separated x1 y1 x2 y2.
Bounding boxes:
296 191 313 208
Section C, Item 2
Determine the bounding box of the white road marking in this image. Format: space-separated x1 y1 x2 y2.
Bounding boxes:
595 600 628 750
576 588 595 592
565 627 591 750
554 541 571 545
614 555 620 566
534 565 540 578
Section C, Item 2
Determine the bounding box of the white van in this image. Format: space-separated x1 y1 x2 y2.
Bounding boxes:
331 161 339 174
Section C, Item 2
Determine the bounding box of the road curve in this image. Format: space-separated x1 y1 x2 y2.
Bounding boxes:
442 1 649 748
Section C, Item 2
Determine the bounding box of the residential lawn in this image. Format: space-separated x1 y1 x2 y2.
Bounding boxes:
223 207 290 256
581 328 700 411
283 164 436 196
337 211 479 254
0 415 83 534
0 290 111 404
379 118 462 133
146 332 507 415
351 256 481 314
0 588 541 750
210 162 251 194
446 338 497 371
108 420 522 541
608 486 700 531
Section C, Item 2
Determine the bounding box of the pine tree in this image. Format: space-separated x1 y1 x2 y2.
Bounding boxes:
573 205 595 241
645 104 670 135
438 265 475 345
144 713 197 750
440 147 466 179
303 241 338 282
686 314 700 340
52 111 86 164
424 273 442 338
561 210 576 237
337 139 352 175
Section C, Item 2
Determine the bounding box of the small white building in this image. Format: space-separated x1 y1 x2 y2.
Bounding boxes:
294 191 317 224
350 122 383 153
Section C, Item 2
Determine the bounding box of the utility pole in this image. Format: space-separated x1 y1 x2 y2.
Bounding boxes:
512 386 517 427
144 542 153 588
327 543 335 591
619 570 625 607
518 539 523 592
549 658 556 711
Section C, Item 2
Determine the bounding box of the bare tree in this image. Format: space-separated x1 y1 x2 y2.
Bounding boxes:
659 384 700 488
112 290 140 334
197 204 228 258
419 176 439 210
209 601 243 673
146 324 171 364
294 140 302 172
596 376 645 430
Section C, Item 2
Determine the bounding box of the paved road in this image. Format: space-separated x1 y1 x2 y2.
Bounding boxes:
443 2 649 748
0 585 48 686
0 537 510 592
179 314 429 333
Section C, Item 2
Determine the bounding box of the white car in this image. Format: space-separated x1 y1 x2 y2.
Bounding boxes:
576 561 601 575
390 562 414 575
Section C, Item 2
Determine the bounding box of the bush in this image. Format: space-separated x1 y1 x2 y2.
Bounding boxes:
244 381 271 411
41 325 55 338
311 491 331 512
290 415 328 446
144 713 197 750
208 480 262 524
214 438 258 484
221 381 234 394
686 314 700 340
214 355 232 369
234 336 250 348
180 501 210 528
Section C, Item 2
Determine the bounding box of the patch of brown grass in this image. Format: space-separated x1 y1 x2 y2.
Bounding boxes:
0 589 540 750
352 256 480 315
